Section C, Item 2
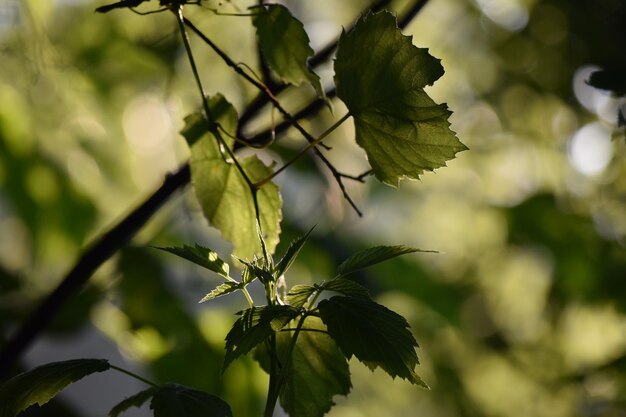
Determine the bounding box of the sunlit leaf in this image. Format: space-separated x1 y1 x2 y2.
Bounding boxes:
157 244 230 279
334 11 467 186
109 387 157 417
337 245 430 277
182 95 282 259
223 305 300 371
285 284 317 308
252 4 324 98
0 359 110 417
199 281 243 303
274 226 315 279
279 317 352 417
151 383 232 417
318 297 426 387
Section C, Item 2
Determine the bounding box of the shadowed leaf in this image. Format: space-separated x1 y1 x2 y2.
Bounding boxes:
151 383 232 417
0 359 110 417
318 297 426 387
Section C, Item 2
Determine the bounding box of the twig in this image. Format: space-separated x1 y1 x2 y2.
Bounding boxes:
0 0 430 376
183 17 361 214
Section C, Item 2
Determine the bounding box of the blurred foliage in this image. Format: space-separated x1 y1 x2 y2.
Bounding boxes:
1 0 626 416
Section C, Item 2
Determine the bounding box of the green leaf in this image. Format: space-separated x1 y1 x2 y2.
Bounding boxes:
337 245 429 277
182 95 282 260
157 244 230 279
274 226 315 279
0 359 110 417
199 281 243 303
285 284 317 308
279 317 351 417
109 387 157 417
252 4 324 98
318 297 426 387
334 11 467 186
236 258 274 284
319 279 370 299
223 305 300 371
151 383 232 417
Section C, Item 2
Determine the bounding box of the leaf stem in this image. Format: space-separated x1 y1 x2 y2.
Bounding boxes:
110 364 159 388
255 112 351 187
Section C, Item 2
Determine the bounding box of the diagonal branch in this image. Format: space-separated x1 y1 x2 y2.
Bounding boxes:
0 164 190 379
0 0 430 378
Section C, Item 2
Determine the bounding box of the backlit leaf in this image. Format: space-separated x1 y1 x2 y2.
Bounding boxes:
274 226 315 279
319 279 370 299
199 281 243 303
337 245 431 277
223 305 300 371
157 244 230 279
318 297 426 387
279 317 351 417
285 284 317 308
253 4 324 98
182 95 282 259
151 383 232 417
0 359 110 417
334 11 467 186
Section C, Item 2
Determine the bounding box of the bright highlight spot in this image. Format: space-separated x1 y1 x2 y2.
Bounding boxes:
568 123 613 176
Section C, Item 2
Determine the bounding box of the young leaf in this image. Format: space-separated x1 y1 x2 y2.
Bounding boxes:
334 11 467 186
318 297 426 387
151 383 232 417
199 281 243 303
252 4 324 98
274 226 315 279
157 244 230 279
319 279 371 299
278 317 351 417
182 95 282 260
337 245 429 277
236 258 274 284
223 305 300 371
0 359 110 417
285 284 317 308
109 387 157 417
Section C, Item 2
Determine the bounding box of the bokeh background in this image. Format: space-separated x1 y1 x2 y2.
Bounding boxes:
1 0 626 416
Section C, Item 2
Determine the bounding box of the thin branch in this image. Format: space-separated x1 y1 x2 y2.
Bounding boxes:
0 164 191 379
238 0 394 129
0 0 431 376
183 16 361 214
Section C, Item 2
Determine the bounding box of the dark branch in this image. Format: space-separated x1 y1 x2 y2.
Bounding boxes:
0 164 190 379
0 0 430 377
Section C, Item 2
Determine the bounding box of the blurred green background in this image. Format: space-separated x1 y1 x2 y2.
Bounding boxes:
1 0 626 416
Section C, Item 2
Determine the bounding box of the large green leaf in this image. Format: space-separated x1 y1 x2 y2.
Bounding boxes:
0 359 110 417
279 317 351 417
252 4 324 98
223 305 300 371
336 245 430 277
157 244 230 279
109 387 157 417
334 11 467 186
182 95 282 260
318 297 426 387
150 383 232 417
